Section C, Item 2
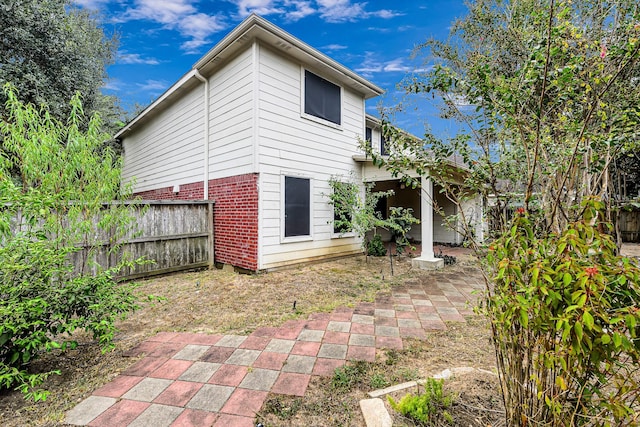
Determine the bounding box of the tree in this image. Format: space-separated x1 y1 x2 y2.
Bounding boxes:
0 86 144 401
363 1 640 425
328 175 418 258
0 0 118 122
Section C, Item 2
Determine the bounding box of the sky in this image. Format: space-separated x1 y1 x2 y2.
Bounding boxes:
74 0 469 139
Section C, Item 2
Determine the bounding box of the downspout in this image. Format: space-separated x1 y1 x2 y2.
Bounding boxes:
194 70 210 200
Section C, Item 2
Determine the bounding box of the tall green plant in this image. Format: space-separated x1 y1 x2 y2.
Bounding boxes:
0 86 144 401
487 200 640 425
327 176 418 255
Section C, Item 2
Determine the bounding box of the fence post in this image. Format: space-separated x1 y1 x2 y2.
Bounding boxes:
208 201 215 269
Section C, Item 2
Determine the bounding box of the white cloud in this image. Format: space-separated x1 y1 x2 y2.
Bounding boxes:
181 39 210 53
445 93 476 109
230 0 398 23
117 0 227 53
103 79 122 91
137 79 169 92
382 58 411 73
118 51 160 65
232 0 284 17
124 0 195 22
322 43 348 51
178 13 226 44
72 0 109 9
283 0 316 21
316 0 400 23
316 0 365 22
356 55 424 77
373 9 402 19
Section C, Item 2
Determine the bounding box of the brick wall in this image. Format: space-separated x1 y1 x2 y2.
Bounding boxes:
134 182 204 200
208 174 259 271
133 174 259 271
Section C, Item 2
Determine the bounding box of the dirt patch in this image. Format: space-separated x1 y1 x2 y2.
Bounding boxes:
0 254 502 426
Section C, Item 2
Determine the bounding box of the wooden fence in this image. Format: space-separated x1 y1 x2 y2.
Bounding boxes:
488 205 640 243
71 201 214 280
619 208 640 243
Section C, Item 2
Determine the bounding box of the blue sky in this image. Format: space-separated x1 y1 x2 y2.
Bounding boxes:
74 0 469 138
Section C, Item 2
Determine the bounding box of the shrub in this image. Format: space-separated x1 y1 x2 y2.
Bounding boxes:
388 378 455 425
0 86 145 400
485 199 640 425
367 234 387 257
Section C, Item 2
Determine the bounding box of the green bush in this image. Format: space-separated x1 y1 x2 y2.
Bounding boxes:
0 86 145 400
388 378 455 425
485 199 640 425
367 234 387 256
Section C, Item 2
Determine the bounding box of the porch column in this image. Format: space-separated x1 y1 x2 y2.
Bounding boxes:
412 176 444 270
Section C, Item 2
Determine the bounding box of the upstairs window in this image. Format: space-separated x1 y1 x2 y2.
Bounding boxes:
365 127 372 149
304 70 341 125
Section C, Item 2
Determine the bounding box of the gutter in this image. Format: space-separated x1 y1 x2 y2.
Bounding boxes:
194 70 210 200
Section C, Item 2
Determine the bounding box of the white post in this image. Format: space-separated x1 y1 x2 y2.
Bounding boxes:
412 176 444 270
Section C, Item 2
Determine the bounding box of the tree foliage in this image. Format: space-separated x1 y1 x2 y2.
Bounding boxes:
0 0 118 122
361 0 640 425
0 86 144 401
328 175 418 257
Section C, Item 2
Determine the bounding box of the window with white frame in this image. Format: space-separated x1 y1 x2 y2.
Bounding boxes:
284 176 311 238
304 70 341 125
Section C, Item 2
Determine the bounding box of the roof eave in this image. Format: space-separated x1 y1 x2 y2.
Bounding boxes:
115 14 384 139
194 14 383 99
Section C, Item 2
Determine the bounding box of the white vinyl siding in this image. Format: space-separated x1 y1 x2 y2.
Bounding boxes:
208 47 255 179
122 85 204 193
433 189 458 244
257 46 363 269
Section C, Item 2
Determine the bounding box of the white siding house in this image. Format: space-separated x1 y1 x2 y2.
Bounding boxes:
116 14 469 271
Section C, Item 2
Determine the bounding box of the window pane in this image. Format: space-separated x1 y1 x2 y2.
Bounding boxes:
365 127 372 148
285 177 310 237
305 71 341 125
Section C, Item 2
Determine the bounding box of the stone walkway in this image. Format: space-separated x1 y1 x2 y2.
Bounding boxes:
66 268 484 427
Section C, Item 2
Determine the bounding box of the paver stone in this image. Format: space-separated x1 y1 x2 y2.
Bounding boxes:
186 384 234 412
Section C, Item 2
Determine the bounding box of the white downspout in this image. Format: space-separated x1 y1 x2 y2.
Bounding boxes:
194 70 210 200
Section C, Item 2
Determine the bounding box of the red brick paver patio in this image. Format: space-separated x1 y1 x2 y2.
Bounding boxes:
66 266 484 426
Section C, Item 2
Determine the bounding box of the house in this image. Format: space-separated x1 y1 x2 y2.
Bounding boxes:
116 14 483 272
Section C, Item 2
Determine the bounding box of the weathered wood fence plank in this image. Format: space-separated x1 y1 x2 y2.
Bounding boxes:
619 208 640 243
71 201 214 280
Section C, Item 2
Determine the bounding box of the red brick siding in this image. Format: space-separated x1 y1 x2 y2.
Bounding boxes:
134 182 204 200
132 174 259 271
208 174 259 271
